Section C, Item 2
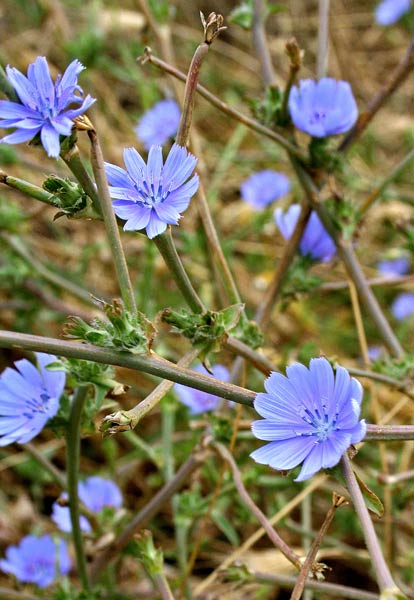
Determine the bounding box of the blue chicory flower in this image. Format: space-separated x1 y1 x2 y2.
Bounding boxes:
105 143 199 239
0 534 71 588
367 346 385 361
174 364 231 414
0 353 65 446
391 292 414 320
250 357 366 481
52 475 123 533
289 78 358 137
240 170 291 209
375 0 410 25
377 257 410 277
274 203 336 262
135 99 181 150
0 56 95 158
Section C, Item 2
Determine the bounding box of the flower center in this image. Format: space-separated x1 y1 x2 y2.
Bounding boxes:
134 178 170 208
298 400 338 442
309 110 326 125
22 390 51 419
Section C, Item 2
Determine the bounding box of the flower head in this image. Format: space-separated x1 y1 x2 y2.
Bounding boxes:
105 143 199 239
0 353 65 446
135 99 181 150
0 56 95 158
274 203 336 262
250 358 366 481
377 257 410 277
375 0 410 25
289 78 358 137
52 476 122 533
240 170 291 210
0 534 71 588
174 364 231 414
391 292 414 320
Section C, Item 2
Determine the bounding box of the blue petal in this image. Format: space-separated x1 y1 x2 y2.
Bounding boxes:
153 202 181 224
5 67 39 110
0 127 41 145
163 144 197 191
252 418 313 440
30 57 55 104
123 206 152 232
64 95 96 118
0 101 38 119
308 357 335 412
146 213 167 238
250 436 315 470
146 145 164 195
123 147 146 182
40 122 61 157
105 162 134 188
164 174 199 208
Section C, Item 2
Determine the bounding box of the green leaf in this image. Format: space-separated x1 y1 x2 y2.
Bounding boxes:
354 470 384 517
211 509 240 546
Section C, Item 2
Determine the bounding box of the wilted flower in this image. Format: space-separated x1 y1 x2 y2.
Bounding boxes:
0 535 70 588
135 99 181 149
240 170 291 209
174 364 231 414
391 292 414 320
52 475 122 533
0 56 95 158
0 353 65 446
289 78 358 137
250 357 366 481
375 0 410 25
377 257 409 277
105 144 199 239
274 203 336 262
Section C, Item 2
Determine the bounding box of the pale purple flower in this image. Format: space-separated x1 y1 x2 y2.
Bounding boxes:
174 364 231 414
391 292 414 320
0 56 95 158
135 99 181 150
240 170 291 209
105 143 199 239
375 0 410 25
0 534 71 588
274 203 336 262
367 346 385 361
0 353 65 446
52 476 122 533
377 257 410 277
250 357 366 482
289 78 358 137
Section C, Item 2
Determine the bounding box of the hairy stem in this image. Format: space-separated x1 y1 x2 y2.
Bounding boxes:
67 384 90 591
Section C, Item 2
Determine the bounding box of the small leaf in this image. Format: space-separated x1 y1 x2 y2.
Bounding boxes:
353 470 384 517
211 509 240 546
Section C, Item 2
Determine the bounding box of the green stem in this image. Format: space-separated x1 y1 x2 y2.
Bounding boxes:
0 171 56 206
60 142 102 216
88 129 137 314
67 384 90 591
154 227 205 313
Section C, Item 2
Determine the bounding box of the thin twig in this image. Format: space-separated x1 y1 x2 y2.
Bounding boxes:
24 441 66 488
253 571 379 600
339 41 414 152
213 441 302 570
139 50 307 160
290 493 346 600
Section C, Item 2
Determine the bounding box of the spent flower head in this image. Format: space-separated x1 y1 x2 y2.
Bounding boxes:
391 292 414 320
105 143 199 239
375 0 411 25
289 78 358 137
0 353 65 446
52 475 122 532
135 99 181 150
250 357 366 481
274 203 336 262
0 534 71 588
174 364 231 414
240 170 291 210
0 56 95 157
